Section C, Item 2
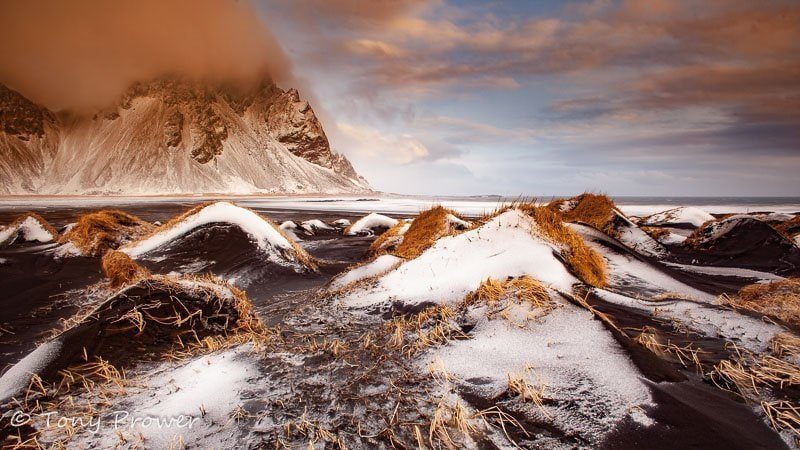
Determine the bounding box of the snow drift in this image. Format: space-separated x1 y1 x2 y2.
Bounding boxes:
641 206 715 229
121 202 315 271
345 213 399 236
340 209 581 309
0 212 58 245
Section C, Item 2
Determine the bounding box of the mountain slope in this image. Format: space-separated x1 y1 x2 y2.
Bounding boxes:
0 79 369 195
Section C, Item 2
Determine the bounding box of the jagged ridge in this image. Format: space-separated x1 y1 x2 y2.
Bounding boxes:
0 78 369 195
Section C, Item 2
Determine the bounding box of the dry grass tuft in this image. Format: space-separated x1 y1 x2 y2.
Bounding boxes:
723 278 800 328
1 212 59 244
464 277 508 306
394 206 471 260
59 210 155 256
762 401 800 440
507 368 549 416
464 276 551 309
634 327 706 372
548 193 619 235
506 277 550 308
462 276 555 326
368 220 409 257
773 215 800 241
428 400 477 448
385 304 466 356
525 206 607 287
771 333 800 358
642 226 670 241
101 250 150 288
712 344 800 398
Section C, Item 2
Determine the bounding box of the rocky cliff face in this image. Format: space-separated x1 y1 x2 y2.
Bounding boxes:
0 78 370 195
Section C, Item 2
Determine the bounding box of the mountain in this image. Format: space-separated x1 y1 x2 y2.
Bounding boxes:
0 78 370 195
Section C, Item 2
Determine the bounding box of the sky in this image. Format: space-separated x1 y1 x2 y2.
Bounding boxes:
1 0 798 196
254 0 800 196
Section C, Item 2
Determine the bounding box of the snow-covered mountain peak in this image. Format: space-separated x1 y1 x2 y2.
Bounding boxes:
0 78 369 195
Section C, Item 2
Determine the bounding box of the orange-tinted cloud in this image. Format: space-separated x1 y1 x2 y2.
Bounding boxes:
0 0 292 111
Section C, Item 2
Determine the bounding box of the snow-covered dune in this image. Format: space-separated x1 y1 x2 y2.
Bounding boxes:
121 202 313 269
343 209 578 308
345 213 399 236
0 214 58 245
641 206 715 228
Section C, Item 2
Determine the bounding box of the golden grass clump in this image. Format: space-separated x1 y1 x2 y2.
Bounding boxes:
0 212 59 244
394 206 471 260
368 220 409 257
526 206 607 287
462 276 554 326
548 193 619 235
642 226 670 241
723 278 800 328
507 368 549 416
101 250 150 288
771 333 800 358
464 277 508 306
773 215 800 241
60 209 155 256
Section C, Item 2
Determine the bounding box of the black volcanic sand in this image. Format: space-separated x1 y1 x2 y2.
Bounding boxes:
0 204 381 372
0 243 103 371
0 203 796 448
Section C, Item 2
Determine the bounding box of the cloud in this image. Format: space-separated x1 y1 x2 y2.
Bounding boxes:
260 0 800 195
0 0 293 111
337 123 432 164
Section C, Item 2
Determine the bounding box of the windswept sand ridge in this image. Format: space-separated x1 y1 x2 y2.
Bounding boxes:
121 201 317 272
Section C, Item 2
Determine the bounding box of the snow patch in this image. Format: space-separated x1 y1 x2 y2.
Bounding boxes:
445 214 472 230
52 241 82 258
345 213 399 236
279 221 301 241
613 210 666 258
664 262 785 282
656 231 687 245
0 216 56 245
330 254 404 290
0 340 62 403
641 207 715 228
332 218 351 227
300 219 334 233
594 289 781 353
430 305 653 442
